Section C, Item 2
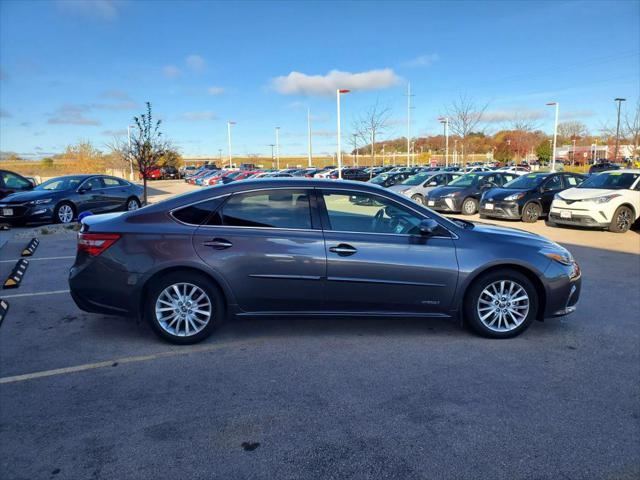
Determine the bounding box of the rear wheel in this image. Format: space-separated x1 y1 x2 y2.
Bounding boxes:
522 202 542 223
145 271 223 344
464 269 538 339
609 205 633 233
461 197 478 215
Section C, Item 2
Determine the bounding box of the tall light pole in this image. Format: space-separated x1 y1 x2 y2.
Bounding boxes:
594 138 599 163
275 126 281 170
546 102 559 172
572 138 576 164
406 82 414 167
127 124 136 181
614 98 626 161
227 121 236 169
352 133 358 166
307 108 312 167
439 117 449 167
336 89 350 179
218 149 223 164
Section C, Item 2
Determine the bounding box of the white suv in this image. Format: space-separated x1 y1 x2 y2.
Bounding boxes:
549 169 640 233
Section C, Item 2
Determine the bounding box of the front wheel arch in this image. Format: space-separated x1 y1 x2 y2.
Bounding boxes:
460 264 547 323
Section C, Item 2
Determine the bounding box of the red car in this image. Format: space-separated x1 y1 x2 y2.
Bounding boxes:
140 168 162 181
206 170 236 186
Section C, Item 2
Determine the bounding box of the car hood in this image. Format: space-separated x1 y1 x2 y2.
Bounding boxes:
0 189 63 203
387 184 412 193
471 221 557 247
556 187 619 201
429 186 469 198
482 188 528 201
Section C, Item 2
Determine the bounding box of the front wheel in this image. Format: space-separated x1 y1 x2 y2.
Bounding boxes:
54 202 75 224
126 197 141 211
608 205 633 233
464 269 538 339
411 194 425 205
145 271 223 344
522 202 541 223
461 197 478 215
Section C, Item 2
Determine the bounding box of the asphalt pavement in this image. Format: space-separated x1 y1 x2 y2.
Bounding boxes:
0 199 639 479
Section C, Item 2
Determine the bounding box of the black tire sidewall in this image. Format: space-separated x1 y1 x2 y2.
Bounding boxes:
522 202 541 223
145 271 223 344
464 269 539 339
609 206 632 233
462 198 478 215
411 194 425 205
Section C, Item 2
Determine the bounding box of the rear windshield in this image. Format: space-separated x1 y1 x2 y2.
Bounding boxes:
578 172 639 190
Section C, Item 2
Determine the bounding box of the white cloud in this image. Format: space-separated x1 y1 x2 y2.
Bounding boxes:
270 68 401 96
207 86 225 95
561 110 595 120
179 111 217 122
47 104 101 126
483 110 546 123
401 54 439 68
102 129 128 136
186 54 205 72
56 0 121 20
163 65 181 78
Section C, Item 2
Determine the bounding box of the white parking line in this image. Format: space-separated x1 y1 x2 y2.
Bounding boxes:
0 256 74 264
0 341 257 385
1 289 70 299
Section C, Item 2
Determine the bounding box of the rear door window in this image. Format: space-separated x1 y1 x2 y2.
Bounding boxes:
221 189 313 229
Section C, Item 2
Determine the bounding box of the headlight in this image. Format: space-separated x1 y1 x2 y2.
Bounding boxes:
554 193 563 201
27 198 52 206
540 246 573 266
400 188 411 195
443 191 461 198
589 194 620 204
504 192 526 201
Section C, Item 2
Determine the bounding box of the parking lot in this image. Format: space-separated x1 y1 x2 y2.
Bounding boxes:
1 180 639 479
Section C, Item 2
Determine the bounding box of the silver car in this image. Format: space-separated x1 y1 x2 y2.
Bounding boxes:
388 172 461 205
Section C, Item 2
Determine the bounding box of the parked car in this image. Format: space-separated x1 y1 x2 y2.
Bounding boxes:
479 172 587 223
313 166 337 178
548 169 640 233
589 162 620 174
426 172 518 215
388 172 462 205
322 168 370 181
179 165 198 178
160 166 179 180
0 174 143 225
368 172 411 188
496 166 530 176
1 170 35 199
69 178 581 344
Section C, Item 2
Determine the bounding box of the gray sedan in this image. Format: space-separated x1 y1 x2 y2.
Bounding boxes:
388 172 462 205
69 179 581 344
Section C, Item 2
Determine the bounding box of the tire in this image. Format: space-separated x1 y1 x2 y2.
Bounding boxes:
145 271 223 344
608 205 634 233
461 197 478 215
54 202 75 224
125 197 141 211
411 194 425 205
464 269 538 339
522 202 542 223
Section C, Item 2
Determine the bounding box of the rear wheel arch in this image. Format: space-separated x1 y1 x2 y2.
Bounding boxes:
461 264 547 322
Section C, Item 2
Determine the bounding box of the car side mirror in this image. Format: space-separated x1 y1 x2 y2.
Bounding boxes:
418 218 439 236
427 181 438 186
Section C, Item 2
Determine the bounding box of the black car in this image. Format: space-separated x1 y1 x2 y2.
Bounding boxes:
1 170 35 200
0 174 144 225
589 162 620 174
328 168 370 181
161 166 179 180
479 172 587 222
368 172 411 188
426 172 518 215
69 178 581 344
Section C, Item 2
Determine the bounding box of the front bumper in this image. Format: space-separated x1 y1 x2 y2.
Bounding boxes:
479 201 522 219
0 203 55 224
426 197 463 212
543 260 582 318
549 209 609 228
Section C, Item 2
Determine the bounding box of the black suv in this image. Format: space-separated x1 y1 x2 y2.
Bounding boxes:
479 172 587 222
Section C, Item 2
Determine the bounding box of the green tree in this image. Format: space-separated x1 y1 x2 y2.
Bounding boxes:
535 140 552 163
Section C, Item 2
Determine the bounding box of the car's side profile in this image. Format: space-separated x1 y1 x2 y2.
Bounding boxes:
388 172 462 205
549 169 640 232
69 179 581 344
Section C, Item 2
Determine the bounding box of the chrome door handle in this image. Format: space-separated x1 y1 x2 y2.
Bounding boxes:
203 238 233 250
329 244 357 256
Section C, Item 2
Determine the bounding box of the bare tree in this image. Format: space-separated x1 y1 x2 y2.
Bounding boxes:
352 101 392 165
557 121 589 140
623 100 640 162
123 102 169 204
444 94 488 165
509 112 539 133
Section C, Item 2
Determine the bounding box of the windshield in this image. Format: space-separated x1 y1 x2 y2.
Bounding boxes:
447 174 479 187
400 172 432 186
578 172 639 190
35 176 84 191
503 174 546 189
370 173 392 184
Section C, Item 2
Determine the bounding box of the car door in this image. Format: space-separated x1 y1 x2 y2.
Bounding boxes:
539 174 563 212
1 171 33 199
319 188 459 315
192 188 326 313
101 176 129 211
77 177 108 213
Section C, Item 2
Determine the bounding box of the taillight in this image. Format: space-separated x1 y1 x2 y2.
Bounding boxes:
78 233 121 256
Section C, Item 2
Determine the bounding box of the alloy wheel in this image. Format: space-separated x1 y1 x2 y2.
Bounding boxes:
463 199 476 214
616 208 631 231
477 280 530 332
58 204 73 223
127 199 140 211
155 283 213 337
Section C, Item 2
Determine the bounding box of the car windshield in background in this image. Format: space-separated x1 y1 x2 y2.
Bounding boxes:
400 172 431 186
370 173 392 184
35 176 84 191
448 174 479 187
503 174 547 189
578 172 639 190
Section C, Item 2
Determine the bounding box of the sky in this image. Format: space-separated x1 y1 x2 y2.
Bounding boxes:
0 0 639 159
